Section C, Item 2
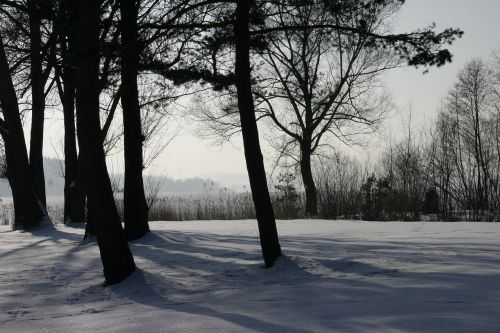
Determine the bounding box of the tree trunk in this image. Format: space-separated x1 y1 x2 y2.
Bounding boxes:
234 0 281 268
300 142 318 216
28 0 46 208
0 37 45 229
120 0 149 240
76 0 135 285
61 0 85 223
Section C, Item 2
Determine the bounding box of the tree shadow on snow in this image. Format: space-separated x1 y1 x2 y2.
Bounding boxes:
111 267 317 333
120 229 500 333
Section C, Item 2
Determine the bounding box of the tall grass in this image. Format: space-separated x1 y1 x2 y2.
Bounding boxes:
148 190 256 221
0 203 13 226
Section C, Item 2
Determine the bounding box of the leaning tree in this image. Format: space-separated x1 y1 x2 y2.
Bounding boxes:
75 0 135 284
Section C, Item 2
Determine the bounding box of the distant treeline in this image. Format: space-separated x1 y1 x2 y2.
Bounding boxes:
296 57 500 222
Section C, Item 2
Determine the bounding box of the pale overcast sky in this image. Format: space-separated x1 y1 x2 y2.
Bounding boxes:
384 0 500 133
43 0 500 188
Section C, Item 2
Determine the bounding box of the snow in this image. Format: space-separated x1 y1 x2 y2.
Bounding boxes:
0 220 499 332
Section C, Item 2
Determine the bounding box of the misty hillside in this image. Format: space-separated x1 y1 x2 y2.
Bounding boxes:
0 158 225 198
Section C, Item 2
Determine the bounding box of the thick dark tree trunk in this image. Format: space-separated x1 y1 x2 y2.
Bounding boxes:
28 0 46 208
0 38 45 229
76 0 135 284
300 143 318 216
61 0 85 223
234 0 281 268
119 0 149 240
62 66 85 224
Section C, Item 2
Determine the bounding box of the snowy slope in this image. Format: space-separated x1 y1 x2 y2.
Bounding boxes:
0 220 499 332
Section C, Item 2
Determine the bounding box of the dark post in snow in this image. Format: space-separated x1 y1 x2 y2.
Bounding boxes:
75 0 135 284
234 0 281 268
120 0 150 240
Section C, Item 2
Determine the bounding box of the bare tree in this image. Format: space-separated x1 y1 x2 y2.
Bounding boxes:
192 0 461 217
0 0 58 210
75 0 135 284
56 0 85 224
426 58 500 220
253 1 397 216
234 0 283 267
120 0 150 240
27 0 49 207
0 35 45 229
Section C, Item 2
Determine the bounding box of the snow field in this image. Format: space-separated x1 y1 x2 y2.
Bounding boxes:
0 220 499 332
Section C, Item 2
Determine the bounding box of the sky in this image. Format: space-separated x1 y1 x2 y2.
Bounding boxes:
383 0 500 136
44 0 500 188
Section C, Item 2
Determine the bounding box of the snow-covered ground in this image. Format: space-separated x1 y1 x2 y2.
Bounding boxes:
0 220 499 332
